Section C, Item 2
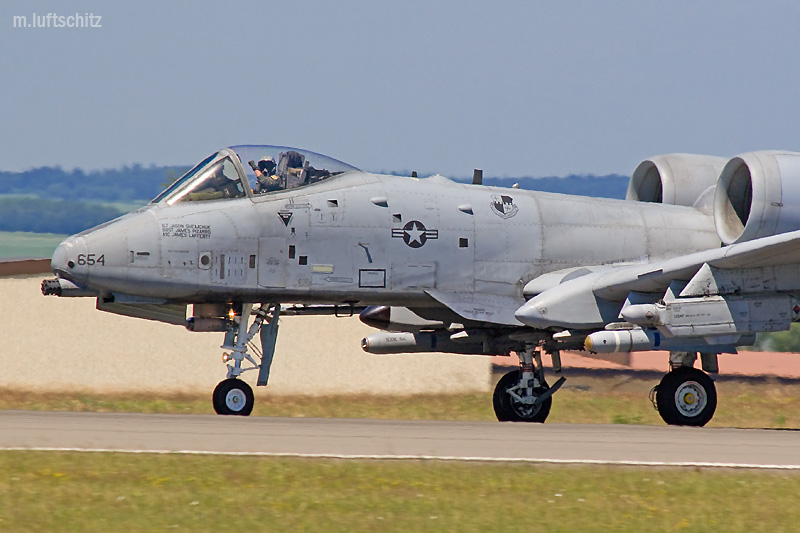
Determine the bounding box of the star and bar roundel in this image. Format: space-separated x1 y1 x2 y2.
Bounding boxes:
392 220 439 248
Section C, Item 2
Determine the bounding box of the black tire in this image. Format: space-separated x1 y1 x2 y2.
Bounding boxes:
492 370 552 423
212 378 255 416
655 367 716 427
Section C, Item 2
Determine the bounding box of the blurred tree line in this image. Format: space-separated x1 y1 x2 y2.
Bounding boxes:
0 164 189 204
0 196 124 235
0 165 188 234
753 324 800 353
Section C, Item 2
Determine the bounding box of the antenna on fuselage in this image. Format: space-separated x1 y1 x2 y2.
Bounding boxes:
472 169 483 185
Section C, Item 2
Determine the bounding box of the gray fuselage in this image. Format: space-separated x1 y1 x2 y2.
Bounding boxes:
53 170 721 311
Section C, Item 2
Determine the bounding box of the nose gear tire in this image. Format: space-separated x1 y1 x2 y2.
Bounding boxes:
213 378 255 416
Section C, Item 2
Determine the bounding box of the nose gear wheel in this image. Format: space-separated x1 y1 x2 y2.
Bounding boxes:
213 378 255 416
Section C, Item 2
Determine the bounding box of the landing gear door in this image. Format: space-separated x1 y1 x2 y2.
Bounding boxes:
258 238 287 288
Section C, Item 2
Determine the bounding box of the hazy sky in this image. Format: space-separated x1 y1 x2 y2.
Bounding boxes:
2 1 799 177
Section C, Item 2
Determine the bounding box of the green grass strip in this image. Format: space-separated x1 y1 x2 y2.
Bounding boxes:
1 451 799 532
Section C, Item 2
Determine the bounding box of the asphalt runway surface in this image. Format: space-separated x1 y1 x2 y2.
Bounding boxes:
2 410 799 469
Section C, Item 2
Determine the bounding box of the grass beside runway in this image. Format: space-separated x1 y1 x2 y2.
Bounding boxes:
2 376 800 428
1 451 799 532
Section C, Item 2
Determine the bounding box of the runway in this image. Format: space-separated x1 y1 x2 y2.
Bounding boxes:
2 410 799 469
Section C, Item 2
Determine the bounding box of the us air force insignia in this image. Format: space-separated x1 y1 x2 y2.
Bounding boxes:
490 195 518 219
392 220 438 248
278 211 293 227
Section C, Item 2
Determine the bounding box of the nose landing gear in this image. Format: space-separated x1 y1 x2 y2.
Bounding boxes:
212 302 280 416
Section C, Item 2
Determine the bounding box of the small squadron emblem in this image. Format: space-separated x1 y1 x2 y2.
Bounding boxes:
490 195 519 219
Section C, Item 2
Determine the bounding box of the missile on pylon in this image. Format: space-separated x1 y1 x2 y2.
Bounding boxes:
361 331 490 355
584 328 752 354
584 328 659 353
620 304 661 326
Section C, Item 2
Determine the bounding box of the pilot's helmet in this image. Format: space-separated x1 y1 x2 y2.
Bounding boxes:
258 157 276 174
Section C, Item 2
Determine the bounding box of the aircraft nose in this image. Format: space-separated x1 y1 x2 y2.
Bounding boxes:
51 235 87 281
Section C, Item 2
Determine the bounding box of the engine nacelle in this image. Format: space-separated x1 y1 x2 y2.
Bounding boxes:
627 154 727 207
714 150 800 245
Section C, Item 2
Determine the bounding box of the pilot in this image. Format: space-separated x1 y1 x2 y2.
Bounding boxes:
249 157 281 193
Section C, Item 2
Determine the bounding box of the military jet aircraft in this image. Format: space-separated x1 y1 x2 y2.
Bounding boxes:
42 145 800 426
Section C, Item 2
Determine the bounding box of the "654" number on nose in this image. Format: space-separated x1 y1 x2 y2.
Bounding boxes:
76 253 105 266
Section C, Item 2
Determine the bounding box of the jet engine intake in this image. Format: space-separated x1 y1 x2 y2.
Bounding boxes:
627 154 727 207
714 151 800 244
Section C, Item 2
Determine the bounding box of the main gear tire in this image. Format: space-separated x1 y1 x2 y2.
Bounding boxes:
492 370 552 423
655 367 716 426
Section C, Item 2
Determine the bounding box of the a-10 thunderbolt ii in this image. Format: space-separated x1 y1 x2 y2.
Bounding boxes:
42 145 800 426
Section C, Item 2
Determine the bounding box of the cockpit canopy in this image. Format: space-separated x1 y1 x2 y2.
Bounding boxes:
152 145 359 205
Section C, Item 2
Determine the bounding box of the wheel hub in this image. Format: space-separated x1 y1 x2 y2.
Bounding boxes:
510 389 545 419
511 400 542 419
225 389 246 411
674 381 707 417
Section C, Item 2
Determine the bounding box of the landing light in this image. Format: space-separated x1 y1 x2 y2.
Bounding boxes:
222 353 231 363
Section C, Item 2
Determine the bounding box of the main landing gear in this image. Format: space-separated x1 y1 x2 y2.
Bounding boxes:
493 346 565 423
212 302 281 416
651 352 718 427
493 347 718 426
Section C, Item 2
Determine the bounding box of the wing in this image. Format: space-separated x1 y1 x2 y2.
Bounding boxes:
516 228 800 332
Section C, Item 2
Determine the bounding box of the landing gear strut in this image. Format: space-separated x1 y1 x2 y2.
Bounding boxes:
212 303 281 416
652 365 717 427
493 346 565 423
